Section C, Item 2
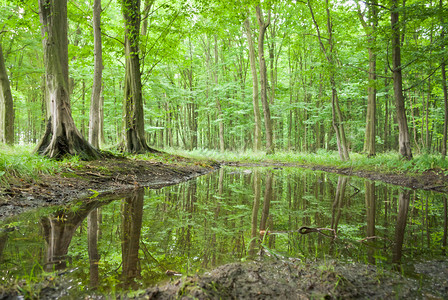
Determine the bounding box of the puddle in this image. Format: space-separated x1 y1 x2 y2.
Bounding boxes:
0 167 447 297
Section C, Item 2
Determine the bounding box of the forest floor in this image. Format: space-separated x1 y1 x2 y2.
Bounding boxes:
1 154 447 220
1 153 448 299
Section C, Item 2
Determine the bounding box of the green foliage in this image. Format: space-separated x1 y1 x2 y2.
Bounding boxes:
0 145 60 186
173 149 448 174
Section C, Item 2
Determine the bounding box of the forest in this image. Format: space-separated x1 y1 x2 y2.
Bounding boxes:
1 0 448 298
0 0 446 161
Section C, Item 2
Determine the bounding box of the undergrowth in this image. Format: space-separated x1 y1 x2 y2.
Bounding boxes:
0 145 77 188
169 148 448 174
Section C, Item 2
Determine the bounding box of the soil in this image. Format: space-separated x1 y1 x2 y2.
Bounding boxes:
1 155 448 299
0 155 218 220
223 161 448 193
139 259 422 300
25 258 448 299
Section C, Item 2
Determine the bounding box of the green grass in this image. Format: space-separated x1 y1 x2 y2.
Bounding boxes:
168 148 448 174
1 144 446 189
0 144 71 187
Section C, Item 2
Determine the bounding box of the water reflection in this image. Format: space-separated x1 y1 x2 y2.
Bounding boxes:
392 190 411 265
0 167 447 297
121 189 144 288
365 180 376 264
41 200 105 271
87 208 100 288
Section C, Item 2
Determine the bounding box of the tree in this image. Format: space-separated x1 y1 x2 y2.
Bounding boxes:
0 42 14 145
244 16 262 152
358 0 378 157
121 0 157 153
36 0 100 160
391 0 412 159
308 0 350 161
256 5 274 155
214 36 225 152
88 0 103 149
440 0 448 158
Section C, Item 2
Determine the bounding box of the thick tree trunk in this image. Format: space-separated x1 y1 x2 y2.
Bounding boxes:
0 43 14 145
121 190 144 288
256 6 274 155
88 0 103 149
391 0 412 159
122 0 157 153
36 0 100 160
244 17 262 152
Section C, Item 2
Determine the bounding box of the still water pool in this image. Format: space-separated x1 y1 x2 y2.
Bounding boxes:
0 167 447 297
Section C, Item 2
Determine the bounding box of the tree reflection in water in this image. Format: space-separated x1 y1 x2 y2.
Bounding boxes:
121 189 144 289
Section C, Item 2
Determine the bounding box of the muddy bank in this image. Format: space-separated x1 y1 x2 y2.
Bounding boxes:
2 156 448 220
224 161 448 193
140 259 421 299
0 156 218 220
31 258 447 299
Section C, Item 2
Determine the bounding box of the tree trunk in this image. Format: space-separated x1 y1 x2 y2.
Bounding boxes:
122 0 157 153
391 0 412 159
440 0 448 158
244 17 262 152
214 36 225 152
88 0 103 149
36 0 100 160
0 43 14 145
256 5 274 155
358 1 377 157
308 0 349 161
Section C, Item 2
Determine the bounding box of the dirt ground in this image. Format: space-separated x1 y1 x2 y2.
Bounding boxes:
224 161 448 193
28 257 448 299
0 155 218 220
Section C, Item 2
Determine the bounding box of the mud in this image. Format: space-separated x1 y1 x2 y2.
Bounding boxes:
18 258 447 299
0 156 218 220
224 161 448 193
140 259 422 299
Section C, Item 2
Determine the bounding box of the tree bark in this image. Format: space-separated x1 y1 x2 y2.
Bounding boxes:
256 5 274 155
358 1 377 157
0 43 14 145
214 36 225 152
36 0 100 160
440 0 448 158
244 16 262 152
391 0 412 159
88 0 103 149
122 0 157 153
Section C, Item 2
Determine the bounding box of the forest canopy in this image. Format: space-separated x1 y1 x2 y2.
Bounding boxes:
0 0 447 160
